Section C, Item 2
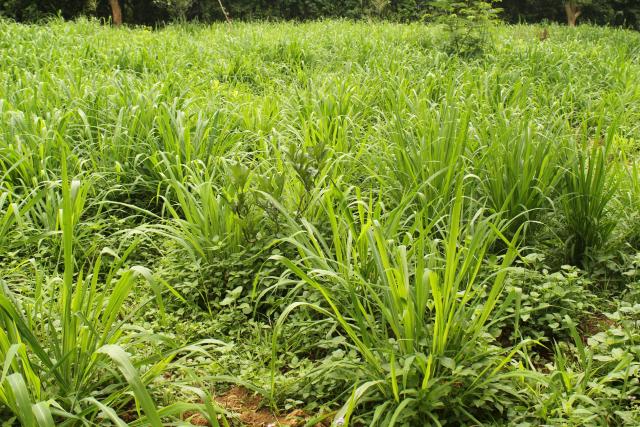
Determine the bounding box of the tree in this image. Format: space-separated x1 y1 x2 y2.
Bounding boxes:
564 0 585 26
108 0 122 25
426 1 502 57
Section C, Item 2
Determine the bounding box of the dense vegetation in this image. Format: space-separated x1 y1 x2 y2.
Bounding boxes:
1 0 639 29
1 17 640 426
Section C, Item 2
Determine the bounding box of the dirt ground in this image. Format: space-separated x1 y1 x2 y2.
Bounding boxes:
186 386 327 427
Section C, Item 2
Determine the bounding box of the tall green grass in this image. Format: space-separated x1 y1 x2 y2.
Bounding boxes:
0 152 226 424
271 182 531 424
1 18 639 426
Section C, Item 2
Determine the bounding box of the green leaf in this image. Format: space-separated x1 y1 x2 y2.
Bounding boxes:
97 345 163 427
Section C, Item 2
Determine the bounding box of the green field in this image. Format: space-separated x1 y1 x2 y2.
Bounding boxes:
1 19 640 426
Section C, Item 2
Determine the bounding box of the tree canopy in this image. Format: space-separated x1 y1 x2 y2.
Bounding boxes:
0 0 638 29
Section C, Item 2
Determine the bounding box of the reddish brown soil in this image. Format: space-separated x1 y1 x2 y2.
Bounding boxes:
214 386 315 427
579 313 617 341
123 385 327 426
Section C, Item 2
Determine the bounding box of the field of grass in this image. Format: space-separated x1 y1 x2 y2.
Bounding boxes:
1 18 640 426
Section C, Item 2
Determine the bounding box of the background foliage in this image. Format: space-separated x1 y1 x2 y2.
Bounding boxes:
0 0 639 29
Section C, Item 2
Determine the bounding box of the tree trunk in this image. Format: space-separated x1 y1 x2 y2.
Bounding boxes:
564 2 581 27
108 0 123 26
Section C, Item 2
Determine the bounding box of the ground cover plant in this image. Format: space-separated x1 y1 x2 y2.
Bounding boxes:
1 17 640 426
